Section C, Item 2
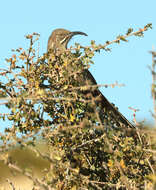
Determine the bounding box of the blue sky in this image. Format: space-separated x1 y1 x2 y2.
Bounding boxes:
0 0 156 126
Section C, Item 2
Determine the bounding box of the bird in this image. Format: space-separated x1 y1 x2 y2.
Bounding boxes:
47 28 135 129
47 28 88 51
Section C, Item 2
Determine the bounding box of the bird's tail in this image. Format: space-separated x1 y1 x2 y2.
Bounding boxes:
98 91 135 128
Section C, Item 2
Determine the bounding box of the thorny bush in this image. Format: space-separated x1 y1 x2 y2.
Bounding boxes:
0 24 156 190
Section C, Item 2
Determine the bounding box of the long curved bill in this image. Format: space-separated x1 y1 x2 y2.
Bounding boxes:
62 31 88 48
70 31 88 37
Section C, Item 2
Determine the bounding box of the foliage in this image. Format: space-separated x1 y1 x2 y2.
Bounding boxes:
0 24 155 190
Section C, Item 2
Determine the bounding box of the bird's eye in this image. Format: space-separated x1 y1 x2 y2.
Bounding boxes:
60 34 65 38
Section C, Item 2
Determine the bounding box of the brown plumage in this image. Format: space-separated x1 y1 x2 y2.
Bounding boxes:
47 28 135 128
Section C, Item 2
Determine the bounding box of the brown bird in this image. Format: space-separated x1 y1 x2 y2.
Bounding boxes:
47 28 135 128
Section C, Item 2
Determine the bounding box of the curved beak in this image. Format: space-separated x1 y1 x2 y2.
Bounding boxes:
70 31 88 37
63 31 88 49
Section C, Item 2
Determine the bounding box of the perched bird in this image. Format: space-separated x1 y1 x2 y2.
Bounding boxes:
47 28 87 51
47 28 135 128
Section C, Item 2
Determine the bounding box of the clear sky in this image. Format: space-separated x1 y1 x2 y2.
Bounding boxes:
0 0 156 126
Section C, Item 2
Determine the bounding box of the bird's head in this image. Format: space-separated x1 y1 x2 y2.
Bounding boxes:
47 28 87 51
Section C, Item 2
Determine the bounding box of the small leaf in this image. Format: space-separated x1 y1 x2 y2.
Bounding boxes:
126 28 133 35
120 159 126 169
107 159 113 167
